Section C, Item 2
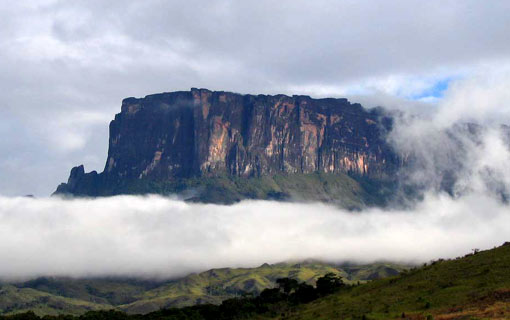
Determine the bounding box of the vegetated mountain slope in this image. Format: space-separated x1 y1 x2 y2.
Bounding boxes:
0 284 110 316
0 262 404 316
54 88 399 207
4 244 510 320
272 243 510 320
121 262 406 314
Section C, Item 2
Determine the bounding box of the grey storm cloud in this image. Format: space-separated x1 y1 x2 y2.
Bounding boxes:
1 0 510 196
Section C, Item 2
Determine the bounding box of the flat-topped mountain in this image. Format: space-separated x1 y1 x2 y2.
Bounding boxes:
54 89 399 206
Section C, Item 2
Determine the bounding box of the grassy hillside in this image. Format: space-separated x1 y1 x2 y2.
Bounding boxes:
121 262 405 314
0 284 109 316
0 262 404 316
268 243 510 319
4 244 510 319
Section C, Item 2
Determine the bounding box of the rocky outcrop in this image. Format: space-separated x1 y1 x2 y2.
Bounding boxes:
55 88 399 204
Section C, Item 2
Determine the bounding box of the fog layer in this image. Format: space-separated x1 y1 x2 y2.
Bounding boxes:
1 191 509 280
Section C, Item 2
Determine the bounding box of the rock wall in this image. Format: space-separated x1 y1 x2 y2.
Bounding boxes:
55 88 398 197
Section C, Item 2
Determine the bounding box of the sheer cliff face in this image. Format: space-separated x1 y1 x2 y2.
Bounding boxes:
56 89 398 200
103 89 395 182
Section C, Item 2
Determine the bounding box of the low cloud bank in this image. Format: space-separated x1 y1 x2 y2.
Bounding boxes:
1 192 509 280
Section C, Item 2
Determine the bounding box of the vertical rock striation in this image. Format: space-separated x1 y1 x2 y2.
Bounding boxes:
55 88 398 204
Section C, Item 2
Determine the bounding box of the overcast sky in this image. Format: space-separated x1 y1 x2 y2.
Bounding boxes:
2 0 510 196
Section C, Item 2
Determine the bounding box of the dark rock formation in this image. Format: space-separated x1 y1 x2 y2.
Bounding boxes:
55 88 399 205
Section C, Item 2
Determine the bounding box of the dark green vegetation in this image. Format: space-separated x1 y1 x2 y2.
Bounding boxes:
0 262 404 317
80 173 396 209
4 243 510 319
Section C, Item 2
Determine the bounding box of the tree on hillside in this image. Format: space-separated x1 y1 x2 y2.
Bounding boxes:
276 277 299 294
316 273 345 296
292 283 317 303
258 288 284 304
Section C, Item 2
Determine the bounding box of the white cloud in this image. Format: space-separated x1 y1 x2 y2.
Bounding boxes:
0 192 508 281
435 65 510 127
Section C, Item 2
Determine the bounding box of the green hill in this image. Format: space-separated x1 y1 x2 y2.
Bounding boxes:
0 261 404 316
267 242 510 319
4 243 510 319
0 284 109 316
